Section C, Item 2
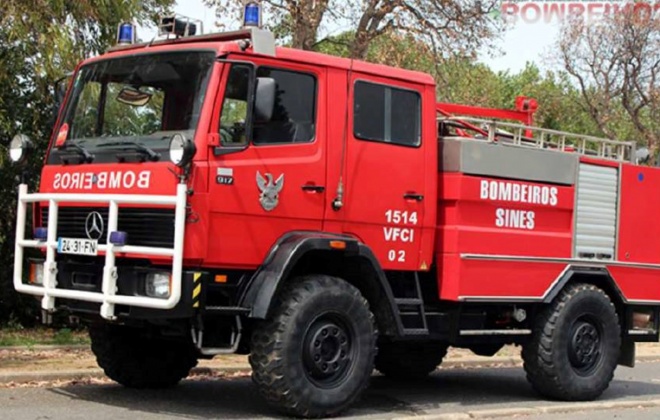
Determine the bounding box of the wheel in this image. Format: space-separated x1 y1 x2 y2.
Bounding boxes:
522 283 621 401
249 275 377 418
375 341 448 379
89 323 198 389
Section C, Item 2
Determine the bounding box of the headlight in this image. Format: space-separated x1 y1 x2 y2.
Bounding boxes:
29 262 44 285
9 134 33 164
145 272 171 298
169 133 195 167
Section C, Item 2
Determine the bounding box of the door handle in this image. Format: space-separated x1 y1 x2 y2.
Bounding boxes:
302 184 325 193
403 193 424 201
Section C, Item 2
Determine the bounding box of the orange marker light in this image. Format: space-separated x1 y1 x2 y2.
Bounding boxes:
55 123 69 146
28 263 44 285
214 274 228 283
329 240 346 250
28 264 36 284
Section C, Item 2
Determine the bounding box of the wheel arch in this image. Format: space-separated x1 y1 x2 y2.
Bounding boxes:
544 266 627 309
239 231 403 337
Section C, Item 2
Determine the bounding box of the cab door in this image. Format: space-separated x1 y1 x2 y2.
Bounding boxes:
206 59 327 268
342 75 434 271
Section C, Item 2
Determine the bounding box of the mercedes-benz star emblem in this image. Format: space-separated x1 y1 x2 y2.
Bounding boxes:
85 212 104 240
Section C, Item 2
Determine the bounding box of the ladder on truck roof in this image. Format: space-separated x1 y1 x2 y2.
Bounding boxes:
437 103 638 164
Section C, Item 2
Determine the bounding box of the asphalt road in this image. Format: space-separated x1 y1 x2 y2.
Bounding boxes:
4 362 660 419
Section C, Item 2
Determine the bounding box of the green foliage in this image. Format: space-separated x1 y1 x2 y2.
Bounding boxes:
316 31 602 138
52 327 73 345
436 60 600 135
0 0 174 326
0 325 90 347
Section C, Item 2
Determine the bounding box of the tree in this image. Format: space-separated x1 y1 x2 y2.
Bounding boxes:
206 0 501 60
313 29 600 138
0 0 174 326
556 10 660 150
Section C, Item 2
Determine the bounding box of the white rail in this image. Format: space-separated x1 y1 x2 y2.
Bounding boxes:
439 116 638 163
13 183 188 320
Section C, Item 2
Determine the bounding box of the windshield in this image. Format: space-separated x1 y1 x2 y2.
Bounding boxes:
54 51 215 157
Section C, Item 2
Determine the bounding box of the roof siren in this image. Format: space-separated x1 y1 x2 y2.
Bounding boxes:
116 22 136 45
243 1 262 28
158 14 203 38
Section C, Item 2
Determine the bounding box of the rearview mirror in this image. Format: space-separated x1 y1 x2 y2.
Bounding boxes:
254 77 275 123
116 86 153 106
53 72 73 107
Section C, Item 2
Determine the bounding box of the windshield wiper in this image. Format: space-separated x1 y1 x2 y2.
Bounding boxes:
97 141 160 162
58 142 95 164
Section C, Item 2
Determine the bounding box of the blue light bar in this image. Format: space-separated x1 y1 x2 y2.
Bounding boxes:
109 231 128 246
34 227 47 242
117 22 136 45
244 2 260 28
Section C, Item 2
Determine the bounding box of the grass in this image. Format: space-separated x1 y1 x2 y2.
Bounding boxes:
0 326 90 347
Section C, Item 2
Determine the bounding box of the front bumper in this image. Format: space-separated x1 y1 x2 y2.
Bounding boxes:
13 183 188 320
50 259 202 320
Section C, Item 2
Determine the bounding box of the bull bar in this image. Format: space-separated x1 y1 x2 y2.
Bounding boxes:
13 182 187 320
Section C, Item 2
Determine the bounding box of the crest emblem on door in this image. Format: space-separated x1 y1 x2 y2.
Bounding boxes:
256 171 284 211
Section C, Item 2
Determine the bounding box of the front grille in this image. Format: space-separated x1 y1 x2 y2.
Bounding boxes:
42 207 175 248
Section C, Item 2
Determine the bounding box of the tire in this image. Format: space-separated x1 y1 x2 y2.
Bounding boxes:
522 283 621 401
89 323 198 389
249 275 377 418
375 341 448 379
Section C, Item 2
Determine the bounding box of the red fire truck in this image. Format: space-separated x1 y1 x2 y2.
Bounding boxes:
8 12 659 418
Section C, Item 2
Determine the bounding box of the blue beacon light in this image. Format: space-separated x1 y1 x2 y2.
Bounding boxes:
33 227 48 242
117 22 136 45
109 231 128 246
244 2 261 28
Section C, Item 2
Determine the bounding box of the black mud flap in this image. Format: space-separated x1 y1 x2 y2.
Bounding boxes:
618 339 635 368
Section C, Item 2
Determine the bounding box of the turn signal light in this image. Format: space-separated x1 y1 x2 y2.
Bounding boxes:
29 263 44 285
329 240 346 250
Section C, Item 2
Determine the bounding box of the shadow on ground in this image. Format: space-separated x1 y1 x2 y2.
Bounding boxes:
48 366 660 419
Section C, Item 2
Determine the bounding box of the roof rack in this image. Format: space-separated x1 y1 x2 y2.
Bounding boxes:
438 116 638 164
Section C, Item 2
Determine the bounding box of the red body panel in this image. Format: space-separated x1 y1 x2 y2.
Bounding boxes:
38 162 210 264
437 174 574 300
438 174 575 257
440 257 567 300
617 164 660 264
40 163 177 196
341 73 437 271
607 266 660 302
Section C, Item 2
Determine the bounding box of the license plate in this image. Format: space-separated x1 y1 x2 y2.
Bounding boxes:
57 238 99 256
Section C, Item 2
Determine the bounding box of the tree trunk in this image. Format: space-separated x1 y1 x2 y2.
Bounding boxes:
289 0 328 50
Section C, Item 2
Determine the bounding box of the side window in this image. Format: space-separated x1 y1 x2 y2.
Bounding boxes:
353 81 421 147
220 65 251 145
253 67 316 145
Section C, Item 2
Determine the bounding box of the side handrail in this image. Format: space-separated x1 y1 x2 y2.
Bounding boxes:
438 116 637 164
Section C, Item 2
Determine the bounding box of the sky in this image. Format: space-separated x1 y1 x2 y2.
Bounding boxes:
481 20 561 73
138 0 561 74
